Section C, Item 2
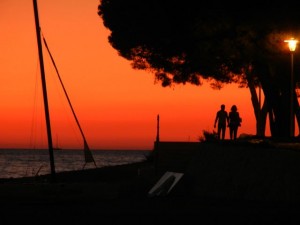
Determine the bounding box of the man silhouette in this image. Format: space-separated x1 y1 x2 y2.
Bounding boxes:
214 104 229 140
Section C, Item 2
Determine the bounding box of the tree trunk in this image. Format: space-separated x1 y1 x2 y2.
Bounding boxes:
246 75 267 137
254 62 291 139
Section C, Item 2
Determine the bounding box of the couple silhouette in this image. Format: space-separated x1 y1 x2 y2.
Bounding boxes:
214 104 242 140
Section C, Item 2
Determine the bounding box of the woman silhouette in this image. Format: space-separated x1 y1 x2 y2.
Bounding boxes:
228 105 241 140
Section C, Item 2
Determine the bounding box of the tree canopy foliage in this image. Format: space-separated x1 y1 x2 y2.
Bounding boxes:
98 0 300 87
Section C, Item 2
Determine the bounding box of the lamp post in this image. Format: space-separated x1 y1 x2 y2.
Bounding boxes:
284 38 298 138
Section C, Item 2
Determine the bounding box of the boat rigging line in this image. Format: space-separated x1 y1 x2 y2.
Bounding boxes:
41 33 97 168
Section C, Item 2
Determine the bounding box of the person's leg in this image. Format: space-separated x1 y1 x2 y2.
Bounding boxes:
221 126 225 140
233 127 237 140
217 125 221 140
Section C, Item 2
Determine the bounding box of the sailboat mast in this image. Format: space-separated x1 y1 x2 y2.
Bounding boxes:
33 0 56 177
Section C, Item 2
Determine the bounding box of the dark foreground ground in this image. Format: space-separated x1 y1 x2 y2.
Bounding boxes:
1 141 300 225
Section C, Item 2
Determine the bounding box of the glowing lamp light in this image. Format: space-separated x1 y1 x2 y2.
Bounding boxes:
284 38 298 52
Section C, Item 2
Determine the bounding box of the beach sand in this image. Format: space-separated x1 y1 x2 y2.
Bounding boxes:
1 141 300 224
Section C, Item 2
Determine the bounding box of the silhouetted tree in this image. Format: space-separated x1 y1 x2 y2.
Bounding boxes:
98 0 300 139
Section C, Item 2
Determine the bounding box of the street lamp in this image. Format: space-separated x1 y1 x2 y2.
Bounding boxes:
284 38 298 138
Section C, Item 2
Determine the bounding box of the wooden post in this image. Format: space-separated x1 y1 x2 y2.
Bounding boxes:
156 114 160 142
154 114 160 175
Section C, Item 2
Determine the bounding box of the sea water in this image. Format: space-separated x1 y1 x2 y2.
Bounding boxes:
0 149 152 179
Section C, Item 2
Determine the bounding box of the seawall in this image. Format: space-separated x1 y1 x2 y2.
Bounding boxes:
154 140 300 204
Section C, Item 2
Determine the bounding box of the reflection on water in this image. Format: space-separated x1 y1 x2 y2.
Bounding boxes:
0 149 151 178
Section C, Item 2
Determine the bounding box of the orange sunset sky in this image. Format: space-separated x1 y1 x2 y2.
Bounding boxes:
0 0 262 150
